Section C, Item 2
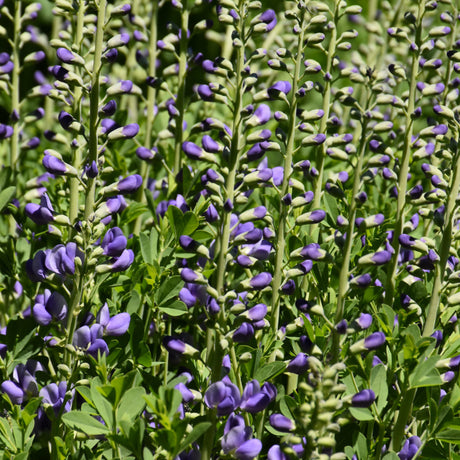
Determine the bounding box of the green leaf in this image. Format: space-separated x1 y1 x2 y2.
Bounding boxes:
354 432 368 459
62 411 110 435
178 422 211 453
409 356 443 389
159 300 188 317
350 407 374 421
166 207 199 240
118 387 146 422
0 186 15 213
140 232 153 265
253 361 286 383
382 454 400 460
91 384 113 428
370 364 388 414
155 275 183 307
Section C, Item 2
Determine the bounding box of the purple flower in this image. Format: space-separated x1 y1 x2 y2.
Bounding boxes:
1 361 42 405
247 272 272 290
101 227 127 257
108 123 140 140
286 353 308 374
33 289 67 326
269 414 295 432
45 243 83 276
109 249 135 272
351 389 376 408
240 380 272 413
117 174 143 194
358 250 392 265
296 209 326 225
257 9 277 32
40 382 72 416
364 332 386 350
204 378 241 416
42 155 68 175
221 414 262 459
356 313 373 329
96 303 130 336
233 322 255 343
398 436 421 460
25 193 54 225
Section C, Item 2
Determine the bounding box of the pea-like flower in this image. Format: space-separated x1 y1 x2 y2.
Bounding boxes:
240 380 275 413
351 389 376 408
101 227 127 257
96 303 130 336
398 436 421 460
33 289 67 326
221 413 262 459
1 360 42 405
269 414 295 432
204 378 241 416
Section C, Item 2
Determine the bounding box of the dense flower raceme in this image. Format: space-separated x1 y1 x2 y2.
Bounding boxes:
1 361 42 405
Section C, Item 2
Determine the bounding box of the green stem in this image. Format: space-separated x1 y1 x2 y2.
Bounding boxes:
385 2 425 305
312 0 338 212
423 127 460 337
332 118 369 362
84 0 106 221
173 1 189 178
270 9 306 335
64 272 84 367
133 1 158 235
10 0 21 174
69 0 86 226
390 386 416 452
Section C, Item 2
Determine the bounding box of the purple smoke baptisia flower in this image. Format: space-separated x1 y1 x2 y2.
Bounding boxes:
350 273 372 287
267 445 289 460
39 382 72 416
42 155 72 175
296 209 326 225
233 322 255 343
45 243 84 276
56 47 83 65
117 174 143 193
356 313 373 329
221 413 262 460
136 146 157 160
246 272 272 290
100 99 117 116
364 331 386 350
33 289 67 325
25 193 54 225
358 250 392 265
96 303 130 336
351 389 376 408
108 123 140 140
398 436 421 460
240 380 275 413
73 324 109 358
1 360 42 405
269 414 295 432
164 337 199 357
179 283 207 307
109 249 135 272
256 9 277 32
0 123 14 139
204 378 241 416
246 104 271 128
101 227 127 257
268 80 291 98
286 353 308 374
